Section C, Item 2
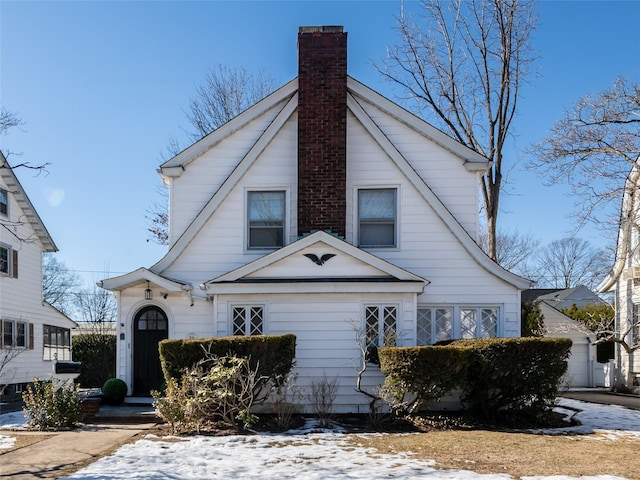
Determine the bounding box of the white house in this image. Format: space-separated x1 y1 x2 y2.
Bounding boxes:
0 153 77 402
100 26 530 412
598 156 640 391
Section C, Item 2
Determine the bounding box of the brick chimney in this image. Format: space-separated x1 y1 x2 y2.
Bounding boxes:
297 26 348 237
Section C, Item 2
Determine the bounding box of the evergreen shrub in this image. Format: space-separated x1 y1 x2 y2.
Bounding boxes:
102 378 128 405
378 345 469 414
72 334 116 387
159 334 296 388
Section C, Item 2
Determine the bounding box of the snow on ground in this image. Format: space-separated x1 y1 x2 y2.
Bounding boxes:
1 398 638 479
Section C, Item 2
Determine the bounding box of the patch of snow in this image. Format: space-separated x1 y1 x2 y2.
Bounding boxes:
0 434 16 450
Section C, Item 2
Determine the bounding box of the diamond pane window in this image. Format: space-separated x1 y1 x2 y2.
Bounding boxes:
461 308 477 339
435 308 453 342
365 305 397 349
416 309 431 345
232 306 264 336
481 308 498 338
365 306 379 351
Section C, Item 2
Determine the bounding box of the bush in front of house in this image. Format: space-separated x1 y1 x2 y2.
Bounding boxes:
22 378 84 430
72 334 116 387
378 345 470 414
102 378 128 405
159 334 296 391
458 337 572 423
378 337 571 424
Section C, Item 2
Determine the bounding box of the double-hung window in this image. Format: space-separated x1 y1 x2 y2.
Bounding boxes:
247 191 285 249
232 306 264 336
365 305 398 354
417 307 453 345
358 188 397 248
0 243 17 278
0 189 7 216
2 319 29 349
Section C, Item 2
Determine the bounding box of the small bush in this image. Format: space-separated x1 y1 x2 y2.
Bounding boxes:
22 378 84 430
308 375 339 427
378 345 469 414
153 354 264 432
102 378 127 405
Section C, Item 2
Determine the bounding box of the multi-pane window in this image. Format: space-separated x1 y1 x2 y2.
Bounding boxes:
232 306 264 336
0 245 9 275
1 320 28 348
43 324 71 361
358 188 397 248
137 309 167 331
365 305 397 354
247 191 285 249
0 189 7 216
417 307 453 345
461 307 498 339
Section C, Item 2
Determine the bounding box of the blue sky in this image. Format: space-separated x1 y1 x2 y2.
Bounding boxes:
1 0 639 288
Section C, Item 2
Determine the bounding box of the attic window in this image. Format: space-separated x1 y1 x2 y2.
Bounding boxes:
0 189 7 216
247 191 285 249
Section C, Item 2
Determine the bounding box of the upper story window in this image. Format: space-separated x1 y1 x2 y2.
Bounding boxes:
0 189 8 216
0 244 17 278
358 188 397 248
247 190 285 249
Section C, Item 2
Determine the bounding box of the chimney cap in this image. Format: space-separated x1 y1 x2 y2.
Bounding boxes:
299 26 344 34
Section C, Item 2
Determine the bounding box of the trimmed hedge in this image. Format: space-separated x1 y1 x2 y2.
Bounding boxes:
72 334 116 388
378 337 572 422
378 345 469 414
159 334 296 386
458 337 572 422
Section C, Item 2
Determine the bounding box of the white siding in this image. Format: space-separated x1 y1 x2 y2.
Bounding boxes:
0 175 74 389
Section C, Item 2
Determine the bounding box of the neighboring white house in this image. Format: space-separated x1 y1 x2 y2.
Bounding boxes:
522 286 608 388
598 156 640 391
100 26 531 412
0 153 77 402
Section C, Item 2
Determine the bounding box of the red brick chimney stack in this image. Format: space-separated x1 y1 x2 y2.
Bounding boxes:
297 26 348 237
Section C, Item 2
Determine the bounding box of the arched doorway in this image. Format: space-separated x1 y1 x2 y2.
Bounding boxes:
133 306 168 396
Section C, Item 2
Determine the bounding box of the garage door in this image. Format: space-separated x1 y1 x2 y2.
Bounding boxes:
565 342 590 387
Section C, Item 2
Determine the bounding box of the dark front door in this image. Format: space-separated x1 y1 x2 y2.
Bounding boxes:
133 306 168 396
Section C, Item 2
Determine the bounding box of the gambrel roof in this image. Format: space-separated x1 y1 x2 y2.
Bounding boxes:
152 77 529 290
0 152 57 252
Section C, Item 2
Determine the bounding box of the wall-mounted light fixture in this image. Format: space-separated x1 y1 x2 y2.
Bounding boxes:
145 281 153 300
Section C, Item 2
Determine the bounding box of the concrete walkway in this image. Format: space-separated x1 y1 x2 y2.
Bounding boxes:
1 422 155 479
1 404 158 480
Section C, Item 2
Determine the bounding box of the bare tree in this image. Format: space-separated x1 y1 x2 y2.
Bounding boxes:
42 253 81 316
532 237 611 290
185 65 277 143
147 66 277 245
73 283 117 334
375 0 537 260
529 77 640 231
479 229 539 276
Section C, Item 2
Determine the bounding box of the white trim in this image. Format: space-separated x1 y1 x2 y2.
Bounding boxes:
346 77 490 169
347 92 530 290
202 230 428 286
159 79 298 172
99 267 192 293
152 93 299 274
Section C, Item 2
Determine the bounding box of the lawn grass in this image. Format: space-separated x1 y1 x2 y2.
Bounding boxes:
349 429 639 479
